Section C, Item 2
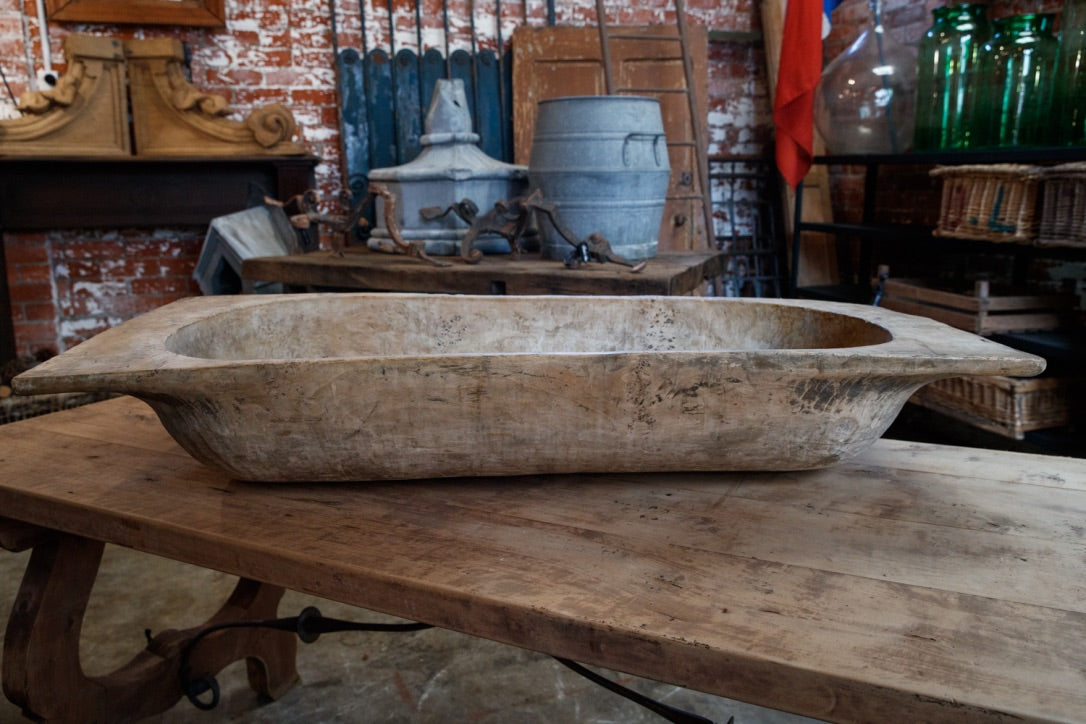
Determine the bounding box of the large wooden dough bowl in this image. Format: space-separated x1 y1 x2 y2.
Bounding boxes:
14 293 1044 482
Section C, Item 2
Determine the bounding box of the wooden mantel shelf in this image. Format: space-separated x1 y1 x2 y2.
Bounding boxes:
0 155 318 230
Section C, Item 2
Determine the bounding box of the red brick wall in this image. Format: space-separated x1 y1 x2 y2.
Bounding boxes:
1 0 1066 356
826 0 1064 64
823 0 1065 226
1 0 768 357
4 228 216 355
1 0 347 356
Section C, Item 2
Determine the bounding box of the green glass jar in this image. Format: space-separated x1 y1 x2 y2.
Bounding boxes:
913 4 991 151
979 13 1059 148
1057 0 1086 145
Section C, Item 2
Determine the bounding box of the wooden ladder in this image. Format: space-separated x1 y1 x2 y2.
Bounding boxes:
594 0 716 250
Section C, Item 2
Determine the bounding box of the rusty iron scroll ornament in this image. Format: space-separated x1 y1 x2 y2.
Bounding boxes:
270 186 645 272
268 185 451 267
421 188 646 272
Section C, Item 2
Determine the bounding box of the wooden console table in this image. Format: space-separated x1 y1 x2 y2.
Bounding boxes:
241 248 725 296
2 396 1085 722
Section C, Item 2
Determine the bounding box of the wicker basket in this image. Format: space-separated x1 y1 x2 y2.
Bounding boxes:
1037 162 1086 249
910 375 1074 440
0 391 113 425
931 164 1042 243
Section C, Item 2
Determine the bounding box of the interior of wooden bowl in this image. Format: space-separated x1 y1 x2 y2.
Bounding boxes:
164 296 894 360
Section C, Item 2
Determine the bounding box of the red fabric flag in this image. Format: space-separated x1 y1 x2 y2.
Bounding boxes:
773 0 824 188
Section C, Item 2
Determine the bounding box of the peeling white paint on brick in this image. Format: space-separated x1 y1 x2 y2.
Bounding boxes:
194 45 233 69
45 236 62 350
305 126 342 143
58 316 124 346
71 280 126 302
150 229 200 241
228 19 261 32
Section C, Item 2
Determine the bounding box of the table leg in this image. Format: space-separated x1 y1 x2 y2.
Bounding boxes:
2 526 299 723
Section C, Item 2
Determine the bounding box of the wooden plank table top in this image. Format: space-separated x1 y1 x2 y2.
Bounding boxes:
2 396 1085 722
241 248 725 296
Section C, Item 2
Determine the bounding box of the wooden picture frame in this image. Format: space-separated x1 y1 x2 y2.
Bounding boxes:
45 0 226 27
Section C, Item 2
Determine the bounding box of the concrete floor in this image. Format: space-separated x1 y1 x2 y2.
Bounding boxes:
0 543 820 724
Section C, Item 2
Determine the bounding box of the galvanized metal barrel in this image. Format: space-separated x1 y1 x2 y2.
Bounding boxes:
528 96 670 261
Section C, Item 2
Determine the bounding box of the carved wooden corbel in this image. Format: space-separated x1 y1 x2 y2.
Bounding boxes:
18 64 84 114
0 35 130 157
125 38 307 157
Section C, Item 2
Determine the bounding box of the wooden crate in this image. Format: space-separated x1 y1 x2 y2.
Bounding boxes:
930 164 1041 243
877 276 1074 335
1038 162 1086 249
910 375 1074 440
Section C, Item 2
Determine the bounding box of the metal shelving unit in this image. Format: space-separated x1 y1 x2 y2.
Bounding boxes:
791 146 1086 298
792 148 1086 455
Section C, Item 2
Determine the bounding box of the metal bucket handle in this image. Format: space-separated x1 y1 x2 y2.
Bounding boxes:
622 133 666 167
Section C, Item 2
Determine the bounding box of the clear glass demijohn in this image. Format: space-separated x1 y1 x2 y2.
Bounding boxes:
814 0 917 154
